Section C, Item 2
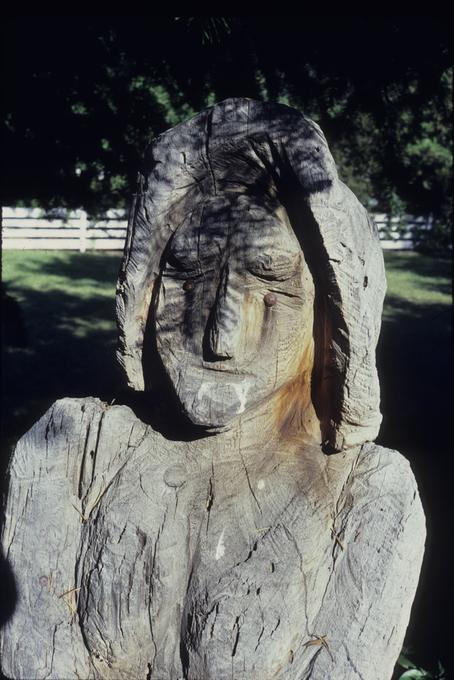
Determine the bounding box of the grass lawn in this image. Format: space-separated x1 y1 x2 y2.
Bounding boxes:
1 248 452 677
1 251 124 466
378 252 452 678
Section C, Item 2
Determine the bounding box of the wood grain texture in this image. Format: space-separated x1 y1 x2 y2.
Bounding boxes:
1 398 424 679
116 98 385 450
1 100 425 679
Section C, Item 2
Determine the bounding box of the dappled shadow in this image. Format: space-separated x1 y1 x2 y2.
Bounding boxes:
1 281 125 497
1 285 28 348
384 251 451 278
377 293 452 670
384 252 452 298
13 251 123 285
383 294 450 324
378 295 451 452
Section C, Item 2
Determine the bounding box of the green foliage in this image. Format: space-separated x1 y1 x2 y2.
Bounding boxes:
2 17 451 245
397 652 446 679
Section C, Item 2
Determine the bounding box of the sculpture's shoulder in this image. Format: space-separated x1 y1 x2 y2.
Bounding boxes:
283 442 427 680
2 397 181 680
336 441 427 551
334 441 427 586
353 441 424 513
8 396 172 486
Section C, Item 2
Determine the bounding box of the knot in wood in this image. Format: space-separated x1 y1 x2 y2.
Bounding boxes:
163 464 187 488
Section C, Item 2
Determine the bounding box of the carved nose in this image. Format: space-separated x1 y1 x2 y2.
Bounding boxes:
208 266 242 360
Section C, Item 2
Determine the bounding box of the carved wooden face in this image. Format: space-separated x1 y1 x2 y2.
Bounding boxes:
154 195 315 429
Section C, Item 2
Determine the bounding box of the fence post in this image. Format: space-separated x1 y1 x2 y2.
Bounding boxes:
79 210 88 253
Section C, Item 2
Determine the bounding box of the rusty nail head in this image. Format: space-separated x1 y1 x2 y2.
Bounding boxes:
264 293 277 307
183 280 194 292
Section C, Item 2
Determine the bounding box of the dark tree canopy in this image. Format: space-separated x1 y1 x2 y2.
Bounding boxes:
1 16 451 238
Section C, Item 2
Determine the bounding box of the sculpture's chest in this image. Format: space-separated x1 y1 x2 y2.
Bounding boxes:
180 466 334 679
78 449 333 679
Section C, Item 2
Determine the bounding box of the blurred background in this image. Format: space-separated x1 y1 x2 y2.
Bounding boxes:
1 16 452 680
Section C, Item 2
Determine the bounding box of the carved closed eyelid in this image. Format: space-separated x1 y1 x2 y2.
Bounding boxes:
249 270 300 283
247 254 301 280
247 251 300 270
167 246 220 271
162 263 214 281
165 250 201 271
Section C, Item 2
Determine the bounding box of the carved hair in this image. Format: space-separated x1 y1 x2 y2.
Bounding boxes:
116 98 386 451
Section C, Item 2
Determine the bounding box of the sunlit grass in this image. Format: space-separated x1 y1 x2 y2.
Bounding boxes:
1 251 123 471
3 251 121 301
384 251 451 309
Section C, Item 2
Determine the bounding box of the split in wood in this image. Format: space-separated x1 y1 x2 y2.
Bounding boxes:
330 511 345 551
57 585 80 618
57 586 81 599
303 634 334 662
71 480 107 523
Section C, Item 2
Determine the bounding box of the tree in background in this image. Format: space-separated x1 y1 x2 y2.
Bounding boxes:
2 16 451 244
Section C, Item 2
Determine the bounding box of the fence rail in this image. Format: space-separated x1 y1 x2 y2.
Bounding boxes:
2 207 126 252
372 213 432 250
2 207 432 252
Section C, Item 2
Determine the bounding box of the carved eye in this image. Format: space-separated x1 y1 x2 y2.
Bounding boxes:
264 293 277 307
183 280 195 292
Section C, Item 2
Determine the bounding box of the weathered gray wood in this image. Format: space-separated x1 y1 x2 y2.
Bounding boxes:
2 398 424 679
1 99 425 679
116 98 385 451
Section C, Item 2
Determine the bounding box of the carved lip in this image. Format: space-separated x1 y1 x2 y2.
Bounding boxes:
200 362 252 375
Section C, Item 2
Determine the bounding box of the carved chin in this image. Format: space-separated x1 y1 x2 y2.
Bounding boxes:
178 378 255 428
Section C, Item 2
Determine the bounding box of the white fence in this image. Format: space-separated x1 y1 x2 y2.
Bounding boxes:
2 207 431 252
2 207 127 252
372 213 432 250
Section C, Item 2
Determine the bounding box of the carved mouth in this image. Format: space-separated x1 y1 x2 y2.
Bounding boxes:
200 362 251 375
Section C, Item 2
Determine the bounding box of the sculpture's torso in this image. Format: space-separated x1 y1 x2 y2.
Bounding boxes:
1 398 424 680
73 403 358 678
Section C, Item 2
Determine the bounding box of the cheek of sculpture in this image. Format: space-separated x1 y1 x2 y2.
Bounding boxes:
274 339 316 438
154 261 315 430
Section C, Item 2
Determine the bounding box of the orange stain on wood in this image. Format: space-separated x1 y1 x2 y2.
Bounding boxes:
274 339 319 442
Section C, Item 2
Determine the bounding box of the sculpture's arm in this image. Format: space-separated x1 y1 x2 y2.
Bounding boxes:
293 443 426 680
1 399 96 678
0 397 149 679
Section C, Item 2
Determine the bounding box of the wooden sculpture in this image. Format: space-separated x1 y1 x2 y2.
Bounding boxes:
1 99 425 679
